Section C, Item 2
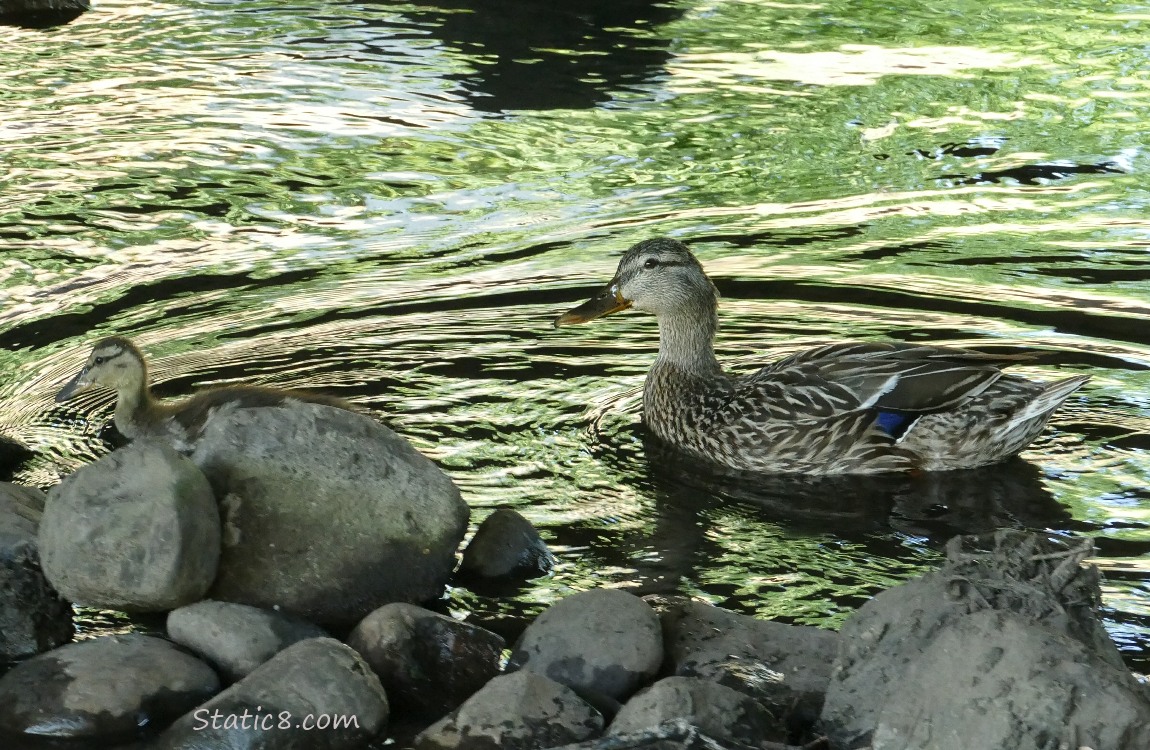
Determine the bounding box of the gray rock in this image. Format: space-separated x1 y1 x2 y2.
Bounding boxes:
873 609 1150 750
660 598 837 731
167 600 328 683
37 441 220 612
190 402 469 624
415 671 602 750
459 509 555 579
153 637 387 749
609 676 783 746
509 588 662 703
821 531 1135 749
347 602 504 718
0 483 72 659
0 633 218 741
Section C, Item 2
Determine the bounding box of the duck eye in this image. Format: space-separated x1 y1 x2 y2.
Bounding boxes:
93 356 105 366
643 258 660 270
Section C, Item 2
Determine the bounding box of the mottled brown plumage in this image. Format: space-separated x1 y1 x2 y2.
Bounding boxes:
56 336 354 452
555 238 1089 475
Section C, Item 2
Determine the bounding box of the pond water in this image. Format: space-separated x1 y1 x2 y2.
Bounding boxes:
3 0 1150 673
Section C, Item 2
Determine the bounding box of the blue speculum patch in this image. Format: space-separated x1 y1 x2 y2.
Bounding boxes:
874 410 915 439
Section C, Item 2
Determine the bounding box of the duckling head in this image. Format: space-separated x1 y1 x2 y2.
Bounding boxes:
555 238 719 327
56 337 148 402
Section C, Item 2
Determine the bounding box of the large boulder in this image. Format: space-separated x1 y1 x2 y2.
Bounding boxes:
508 588 662 704
347 602 504 718
167 600 328 683
415 671 603 750
190 402 468 624
0 634 218 742
872 609 1150 750
820 530 1148 749
0 483 72 659
38 441 220 612
153 637 387 750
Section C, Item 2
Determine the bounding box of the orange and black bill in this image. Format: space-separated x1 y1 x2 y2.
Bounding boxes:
553 283 632 327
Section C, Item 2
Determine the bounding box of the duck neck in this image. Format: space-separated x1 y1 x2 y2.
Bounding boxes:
113 376 154 439
654 304 723 377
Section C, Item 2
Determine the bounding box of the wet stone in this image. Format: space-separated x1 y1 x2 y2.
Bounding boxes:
609 676 784 747
347 602 504 718
152 637 387 750
509 588 662 703
415 671 603 750
167 599 328 683
37 440 221 612
0 435 34 479
0 483 72 660
659 598 837 733
458 508 556 580
0 633 219 742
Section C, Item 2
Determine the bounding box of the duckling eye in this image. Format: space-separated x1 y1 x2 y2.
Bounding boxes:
643 258 660 270
93 356 106 366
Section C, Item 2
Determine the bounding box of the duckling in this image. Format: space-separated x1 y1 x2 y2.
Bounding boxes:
555 237 1089 475
55 336 355 452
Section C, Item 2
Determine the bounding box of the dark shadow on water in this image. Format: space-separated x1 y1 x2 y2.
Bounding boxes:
0 4 88 29
640 437 1073 541
365 0 683 111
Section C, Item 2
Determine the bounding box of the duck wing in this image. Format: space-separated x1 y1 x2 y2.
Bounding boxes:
749 342 1033 416
153 385 357 452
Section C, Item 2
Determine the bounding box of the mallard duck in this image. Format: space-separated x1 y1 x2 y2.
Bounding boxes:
55 336 355 452
554 238 1090 475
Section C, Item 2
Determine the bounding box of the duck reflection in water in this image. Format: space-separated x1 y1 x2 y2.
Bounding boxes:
556 238 1089 475
55 336 355 453
639 436 1072 537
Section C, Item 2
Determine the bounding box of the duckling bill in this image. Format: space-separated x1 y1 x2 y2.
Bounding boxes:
56 336 356 452
555 237 1089 475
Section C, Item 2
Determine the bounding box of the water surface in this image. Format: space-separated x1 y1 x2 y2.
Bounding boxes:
3 0 1150 672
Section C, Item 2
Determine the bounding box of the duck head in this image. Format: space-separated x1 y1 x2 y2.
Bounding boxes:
554 237 719 326
56 337 147 402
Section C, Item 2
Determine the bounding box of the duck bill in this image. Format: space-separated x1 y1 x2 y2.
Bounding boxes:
554 282 632 327
55 369 93 402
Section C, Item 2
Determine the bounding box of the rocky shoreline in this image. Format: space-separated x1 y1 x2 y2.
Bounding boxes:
1 403 1149 749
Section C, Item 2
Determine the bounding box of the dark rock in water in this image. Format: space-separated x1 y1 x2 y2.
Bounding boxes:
0 633 218 742
0 0 88 28
459 508 555 580
872 609 1150 750
0 435 34 479
508 588 662 703
0 483 73 660
608 676 783 746
190 402 469 624
37 440 220 612
152 637 387 750
658 598 837 734
820 530 1147 749
347 602 504 718
167 600 327 683
414 671 603 750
